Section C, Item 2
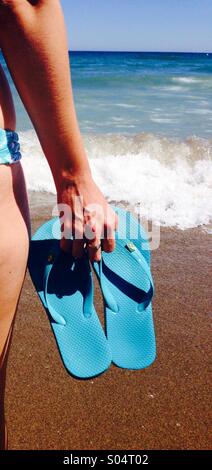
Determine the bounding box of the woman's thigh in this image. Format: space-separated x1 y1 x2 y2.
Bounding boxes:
0 59 30 360
0 162 30 361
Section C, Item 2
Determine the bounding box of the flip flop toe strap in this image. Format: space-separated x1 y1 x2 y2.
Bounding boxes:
95 240 154 313
43 251 94 325
43 253 66 325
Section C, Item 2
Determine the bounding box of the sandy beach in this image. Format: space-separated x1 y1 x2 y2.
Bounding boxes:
5 192 211 450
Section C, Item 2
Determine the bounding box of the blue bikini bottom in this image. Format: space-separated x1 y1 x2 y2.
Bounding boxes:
0 129 22 165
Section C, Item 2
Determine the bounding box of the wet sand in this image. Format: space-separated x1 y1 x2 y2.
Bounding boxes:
5 192 212 450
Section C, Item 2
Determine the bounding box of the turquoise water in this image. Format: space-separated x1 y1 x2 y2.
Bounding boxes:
1 51 212 137
0 51 211 228
71 51 212 138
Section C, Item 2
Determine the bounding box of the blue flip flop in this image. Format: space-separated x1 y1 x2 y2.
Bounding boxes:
111 205 151 265
93 206 156 370
28 217 112 379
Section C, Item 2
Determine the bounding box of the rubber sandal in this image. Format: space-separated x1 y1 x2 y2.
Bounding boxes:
28 218 112 379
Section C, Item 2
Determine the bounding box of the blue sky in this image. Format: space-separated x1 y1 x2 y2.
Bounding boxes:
61 0 211 53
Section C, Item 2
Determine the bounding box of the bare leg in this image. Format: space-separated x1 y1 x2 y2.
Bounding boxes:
0 64 30 449
0 324 13 450
0 164 30 450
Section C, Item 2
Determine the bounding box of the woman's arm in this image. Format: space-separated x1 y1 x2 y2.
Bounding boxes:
0 0 117 260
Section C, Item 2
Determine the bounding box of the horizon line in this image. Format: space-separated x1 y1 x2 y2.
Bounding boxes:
69 49 211 54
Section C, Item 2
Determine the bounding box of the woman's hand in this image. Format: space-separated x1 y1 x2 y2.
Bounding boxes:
56 171 118 262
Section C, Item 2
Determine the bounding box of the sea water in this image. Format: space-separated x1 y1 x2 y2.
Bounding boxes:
1 51 211 229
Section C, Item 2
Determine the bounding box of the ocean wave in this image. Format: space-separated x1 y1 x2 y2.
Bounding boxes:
172 76 211 85
163 85 185 92
150 117 177 123
19 130 212 229
185 108 212 115
115 103 137 108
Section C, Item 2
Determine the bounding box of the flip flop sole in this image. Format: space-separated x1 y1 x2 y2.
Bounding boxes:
29 218 112 379
94 206 156 369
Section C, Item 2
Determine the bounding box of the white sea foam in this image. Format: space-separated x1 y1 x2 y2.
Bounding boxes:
163 86 185 92
115 103 137 108
185 108 212 115
111 117 124 121
19 130 212 230
172 77 209 84
150 117 176 123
